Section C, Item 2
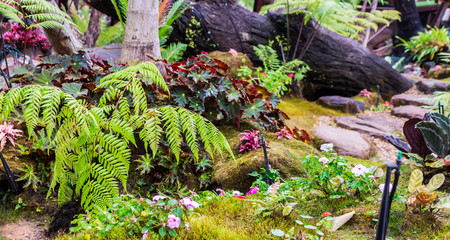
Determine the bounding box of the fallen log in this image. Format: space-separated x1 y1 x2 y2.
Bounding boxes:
168 0 412 100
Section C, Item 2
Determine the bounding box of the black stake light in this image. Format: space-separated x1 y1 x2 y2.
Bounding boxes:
0 152 21 194
376 151 402 240
260 134 272 185
376 84 380 108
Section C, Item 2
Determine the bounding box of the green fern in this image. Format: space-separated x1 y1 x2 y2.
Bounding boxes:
253 44 281 71
161 42 188 63
263 0 400 40
0 62 233 213
0 0 78 31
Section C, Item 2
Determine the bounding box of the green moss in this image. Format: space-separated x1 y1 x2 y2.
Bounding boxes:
214 124 318 191
176 197 293 240
343 156 385 168
207 51 252 79
278 97 348 132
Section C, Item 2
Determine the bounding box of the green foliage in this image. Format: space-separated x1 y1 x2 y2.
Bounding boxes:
16 164 40 192
263 0 400 40
407 169 447 211
0 62 233 212
0 0 77 31
397 26 450 65
271 215 333 239
239 43 309 97
287 146 381 200
161 42 188 63
96 23 125 47
71 194 199 238
161 54 289 130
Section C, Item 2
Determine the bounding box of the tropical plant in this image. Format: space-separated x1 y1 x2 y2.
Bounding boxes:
0 122 23 151
262 0 400 60
290 144 381 200
239 43 309 97
397 26 450 65
386 112 449 178
2 21 51 51
71 193 200 238
16 164 40 192
238 130 264 153
407 169 447 211
0 62 233 212
158 54 289 130
386 112 450 159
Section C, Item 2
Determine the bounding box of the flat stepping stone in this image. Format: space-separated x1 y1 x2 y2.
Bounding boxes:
89 43 122 61
391 105 430 119
313 126 375 159
415 79 450 94
335 115 403 138
390 94 434 107
317 96 365 113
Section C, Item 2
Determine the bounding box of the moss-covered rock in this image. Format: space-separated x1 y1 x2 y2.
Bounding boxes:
207 51 252 79
212 124 318 192
428 68 450 79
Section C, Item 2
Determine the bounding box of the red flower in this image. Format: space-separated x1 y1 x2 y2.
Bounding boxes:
321 212 332 217
235 196 247 199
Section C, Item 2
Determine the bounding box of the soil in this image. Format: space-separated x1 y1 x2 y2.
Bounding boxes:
0 220 46 240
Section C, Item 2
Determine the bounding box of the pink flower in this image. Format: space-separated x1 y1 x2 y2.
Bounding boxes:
236 196 247 199
200 51 208 55
167 214 181 229
435 65 442 70
359 89 371 98
274 129 294 140
152 195 165 202
288 73 294 78
228 48 238 56
262 72 267 77
180 197 199 209
247 187 259 195
216 188 225 196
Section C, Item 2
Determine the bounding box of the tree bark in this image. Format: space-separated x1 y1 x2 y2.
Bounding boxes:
392 0 424 57
168 0 412 100
119 0 161 63
84 8 102 48
43 0 83 55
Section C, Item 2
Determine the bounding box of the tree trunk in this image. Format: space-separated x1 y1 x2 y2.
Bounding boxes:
119 0 161 63
392 0 424 57
84 8 102 48
43 0 83 55
168 0 412 100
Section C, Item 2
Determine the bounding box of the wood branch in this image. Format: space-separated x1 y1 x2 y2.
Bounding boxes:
169 0 413 100
84 8 102 48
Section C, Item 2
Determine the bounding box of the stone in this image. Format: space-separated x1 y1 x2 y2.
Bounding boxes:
390 94 434 107
313 126 375 159
391 105 430 119
331 211 355 231
335 115 403 138
89 43 122 61
428 68 450 79
416 79 450 94
317 96 365 114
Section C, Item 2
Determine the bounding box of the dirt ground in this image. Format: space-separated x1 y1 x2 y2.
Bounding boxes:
0 220 46 240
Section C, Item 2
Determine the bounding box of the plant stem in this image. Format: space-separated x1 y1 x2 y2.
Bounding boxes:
298 24 319 60
291 16 304 61
285 0 290 60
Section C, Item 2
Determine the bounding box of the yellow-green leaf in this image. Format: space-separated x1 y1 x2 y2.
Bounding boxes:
426 173 445 192
408 169 423 194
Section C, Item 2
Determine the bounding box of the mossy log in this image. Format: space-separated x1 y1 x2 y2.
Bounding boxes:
167 0 412 100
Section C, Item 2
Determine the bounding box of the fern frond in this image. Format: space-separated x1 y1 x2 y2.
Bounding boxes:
161 42 187 63
178 108 199 160
139 110 163 158
160 106 182 163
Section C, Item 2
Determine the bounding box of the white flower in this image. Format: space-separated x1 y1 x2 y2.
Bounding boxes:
320 143 334 152
338 176 344 183
232 191 241 196
379 183 393 193
152 195 166 202
351 164 369 177
319 157 329 164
